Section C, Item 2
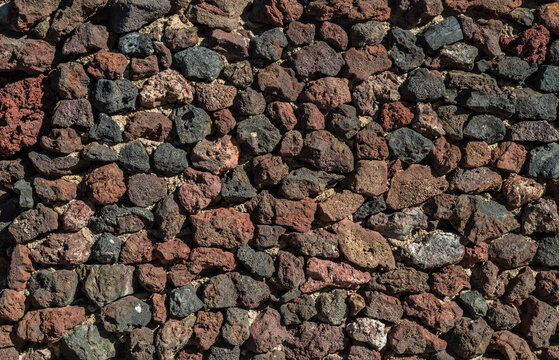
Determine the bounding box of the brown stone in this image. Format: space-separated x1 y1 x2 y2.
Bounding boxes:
8 204 58 244
190 208 254 249
388 320 446 355
300 257 371 293
299 76 351 110
31 232 91 267
87 50 128 79
16 306 87 344
85 163 126 205
178 168 221 213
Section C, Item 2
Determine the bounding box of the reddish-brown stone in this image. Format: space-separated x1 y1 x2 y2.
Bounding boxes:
31 232 91 266
87 50 128 79
318 21 348 50
299 77 351 110
318 190 364 222
431 136 461 175
246 308 288 353
267 101 297 132
124 112 172 142
430 265 471 297
300 257 371 293
7 245 34 291
85 163 126 205
251 0 303 26
445 0 521 17
388 320 446 355
0 75 52 157
500 24 550 64
61 200 94 232
130 55 159 80
379 102 414 132
178 168 221 213
190 208 254 249
195 82 237 112
344 45 392 81
40 128 83 155
491 141 526 173
403 293 463 333
33 177 77 205
16 306 87 344
461 141 492 168
386 164 449 210
0 289 26 323
192 311 223 351
119 231 154 264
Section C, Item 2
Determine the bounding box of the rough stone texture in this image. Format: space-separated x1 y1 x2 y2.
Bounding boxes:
2 1 558 358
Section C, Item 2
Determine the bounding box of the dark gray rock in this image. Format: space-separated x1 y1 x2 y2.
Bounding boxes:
350 20 386 47
436 105 470 140
14 179 33 209
82 143 119 162
102 296 152 333
89 204 154 234
419 16 463 52
153 143 189 175
89 114 123 143
28 269 78 308
549 40 559 66
119 141 150 173
222 307 251 346
536 234 559 267
279 168 343 200
387 127 433 163
353 196 387 221
61 322 117 360
237 245 275 278
535 65 559 93
388 27 425 72
221 165 257 203
81 264 135 307
510 120 559 142
459 90 516 118
91 79 138 115
507 7 534 27
234 88 266 116
170 104 212 145
118 32 153 57
253 225 286 250
327 104 360 140
223 61 253 88
486 302 521 330
367 207 427 241
448 317 494 359
463 114 505 144
513 88 558 121
91 233 123 264
293 41 344 78
250 28 287 62
280 294 317 325
458 290 488 318
236 115 281 155
489 56 537 83
208 345 241 360
108 0 171 34
174 47 223 81
169 285 204 318
527 143 559 179
316 290 347 326
232 274 271 308
400 68 445 102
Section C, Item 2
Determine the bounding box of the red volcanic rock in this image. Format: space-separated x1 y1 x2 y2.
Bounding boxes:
136 264 167 292
16 306 87 344
40 128 83 155
0 75 52 157
305 0 391 22
430 265 471 297
153 238 191 263
178 168 221 213
87 50 128 79
196 82 237 112
297 102 325 130
191 135 240 175
491 141 526 173
251 0 303 26
489 330 537 360
386 164 449 210
188 247 237 275
7 245 34 291
247 191 316 232
208 29 249 58
299 130 354 173
124 112 173 142
190 208 254 249
317 190 364 222
51 62 90 99
267 101 297 132
127 173 167 207
538 2 559 36
62 23 109 56
0 289 26 323
502 174 545 209
257 63 304 102
403 293 463 333
85 163 127 205
284 321 345 359
344 45 392 81
119 231 154 264
212 109 236 136
461 141 492 168
521 296 559 348
61 200 94 232
192 311 223 351
31 232 91 266
8 204 59 244
445 0 521 17
33 177 77 204
355 122 389 160
388 320 446 355
500 24 550 64
299 77 351 110
431 136 461 175
246 308 287 353
362 291 403 323
300 257 371 293
333 219 394 270
130 55 159 80
319 21 348 50
379 102 414 132
286 21 315 46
